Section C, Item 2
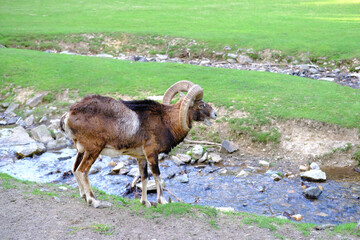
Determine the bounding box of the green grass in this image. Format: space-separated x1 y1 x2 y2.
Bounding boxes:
1 48 359 130
69 224 115 235
1 0 360 59
241 213 315 236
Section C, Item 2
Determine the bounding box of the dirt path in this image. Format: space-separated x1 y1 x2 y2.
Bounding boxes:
1 176 358 240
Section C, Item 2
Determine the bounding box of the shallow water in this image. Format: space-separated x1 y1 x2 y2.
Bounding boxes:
0 147 359 225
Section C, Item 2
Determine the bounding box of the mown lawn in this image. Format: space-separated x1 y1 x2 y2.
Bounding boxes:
1 48 359 129
0 0 359 59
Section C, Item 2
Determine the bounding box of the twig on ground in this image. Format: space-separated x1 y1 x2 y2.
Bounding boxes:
164 188 185 203
184 139 221 146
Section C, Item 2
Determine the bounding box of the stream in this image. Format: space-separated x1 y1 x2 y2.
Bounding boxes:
1 146 359 225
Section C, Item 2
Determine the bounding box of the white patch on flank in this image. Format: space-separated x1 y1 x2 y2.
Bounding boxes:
118 109 140 137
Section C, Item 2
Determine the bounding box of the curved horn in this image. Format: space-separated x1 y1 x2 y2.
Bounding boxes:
162 80 194 105
179 84 203 132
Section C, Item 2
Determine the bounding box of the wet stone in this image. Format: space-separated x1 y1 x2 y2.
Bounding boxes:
177 154 192 163
171 156 185 166
303 186 323 199
176 174 189 183
31 125 53 144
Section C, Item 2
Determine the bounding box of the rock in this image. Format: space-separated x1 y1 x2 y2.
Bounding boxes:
236 170 248 178
128 167 140 177
96 53 113 58
301 169 326 182
191 145 204 159
158 153 167 160
177 154 192 163
223 46 231 51
24 115 35 126
12 142 46 158
237 55 253 64
39 115 48 123
0 44 5 48
133 56 148 62
259 160 270 168
60 50 77 55
112 162 125 172
4 103 19 115
221 140 239 153
156 54 168 60
26 93 47 107
7 117 19 125
314 224 336 230
299 165 308 171
198 152 208 163
216 207 235 213
53 196 61 203
171 156 185 166
1 102 9 108
310 162 320 170
319 77 334 82
59 186 68 191
176 174 189 183
271 173 282 181
208 153 222 163
31 125 53 144
0 126 46 158
136 179 165 191
227 59 237 63
227 53 238 59
303 186 323 199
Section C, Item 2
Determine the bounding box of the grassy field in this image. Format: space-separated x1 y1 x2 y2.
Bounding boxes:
1 0 360 59
1 48 359 129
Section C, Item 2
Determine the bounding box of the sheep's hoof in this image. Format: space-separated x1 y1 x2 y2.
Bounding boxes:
158 197 168 205
141 199 152 208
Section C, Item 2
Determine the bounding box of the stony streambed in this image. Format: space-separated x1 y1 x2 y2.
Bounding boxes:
0 145 359 225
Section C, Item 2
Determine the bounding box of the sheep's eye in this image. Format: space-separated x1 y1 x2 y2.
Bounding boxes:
199 103 205 109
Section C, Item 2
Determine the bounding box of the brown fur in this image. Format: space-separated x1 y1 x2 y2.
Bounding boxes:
61 94 215 207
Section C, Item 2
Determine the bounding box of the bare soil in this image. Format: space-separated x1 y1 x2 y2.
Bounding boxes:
1 178 357 240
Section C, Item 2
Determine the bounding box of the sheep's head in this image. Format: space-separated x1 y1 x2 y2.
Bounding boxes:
163 80 217 132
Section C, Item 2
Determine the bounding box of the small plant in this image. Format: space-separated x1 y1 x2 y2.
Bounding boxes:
352 150 360 165
43 92 56 103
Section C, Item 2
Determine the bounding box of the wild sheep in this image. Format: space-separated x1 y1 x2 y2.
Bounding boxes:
60 81 217 208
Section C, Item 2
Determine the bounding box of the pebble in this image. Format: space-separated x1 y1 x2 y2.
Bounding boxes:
236 170 249 178
271 173 282 181
259 160 270 168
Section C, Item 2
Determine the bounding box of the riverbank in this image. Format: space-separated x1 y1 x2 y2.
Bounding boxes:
1 173 359 240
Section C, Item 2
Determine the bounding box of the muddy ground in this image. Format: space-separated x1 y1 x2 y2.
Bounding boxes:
1 176 359 240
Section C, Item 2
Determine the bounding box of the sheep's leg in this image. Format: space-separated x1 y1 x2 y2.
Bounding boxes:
72 151 85 199
146 153 167 205
137 157 151 208
76 151 111 208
